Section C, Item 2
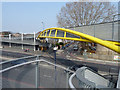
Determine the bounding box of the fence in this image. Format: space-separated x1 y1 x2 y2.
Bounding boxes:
0 57 77 88
69 20 119 41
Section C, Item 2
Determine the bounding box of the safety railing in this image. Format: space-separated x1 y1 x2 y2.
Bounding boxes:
0 55 39 65
0 57 75 88
69 66 115 89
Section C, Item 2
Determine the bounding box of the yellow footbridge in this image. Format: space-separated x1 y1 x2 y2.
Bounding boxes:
37 28 120 54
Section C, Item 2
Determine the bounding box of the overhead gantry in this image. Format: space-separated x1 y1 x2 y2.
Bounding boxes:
37 28 120 54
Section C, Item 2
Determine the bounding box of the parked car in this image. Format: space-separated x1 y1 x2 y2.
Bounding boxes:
73 44 79 51
69 65 83 71
24 49 29 52
65 65 98 72
64 65 83 74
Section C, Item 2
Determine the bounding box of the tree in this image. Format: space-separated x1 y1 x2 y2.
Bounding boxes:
57 2 117 28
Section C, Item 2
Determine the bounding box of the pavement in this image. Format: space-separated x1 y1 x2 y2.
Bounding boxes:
57 50 120 67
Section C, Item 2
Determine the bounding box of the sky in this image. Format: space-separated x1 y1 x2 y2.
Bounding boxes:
2 2 66 33
2 1 119 34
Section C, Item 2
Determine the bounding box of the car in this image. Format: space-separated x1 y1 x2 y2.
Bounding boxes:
63 42 73 49
69 65 83 71
24 49 29 52
66 65 98 72
10 59 28 66
64 65 83 74
73 45 79 51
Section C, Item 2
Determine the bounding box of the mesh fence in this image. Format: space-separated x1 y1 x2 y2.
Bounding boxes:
70 21 119 41
1 60 77 88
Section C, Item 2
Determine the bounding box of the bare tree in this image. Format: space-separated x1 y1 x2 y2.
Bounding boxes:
57 2 117 28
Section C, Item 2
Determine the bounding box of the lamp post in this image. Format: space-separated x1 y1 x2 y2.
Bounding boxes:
41 22 44 30
53 46 58 88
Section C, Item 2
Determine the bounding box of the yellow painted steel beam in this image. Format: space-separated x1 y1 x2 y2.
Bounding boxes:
64 32 66 38
55 30 57 37
42 32 44 36
40 36 91 42
45 30 48 37
105 40 120 46
49 30 52 37
37 28 120 54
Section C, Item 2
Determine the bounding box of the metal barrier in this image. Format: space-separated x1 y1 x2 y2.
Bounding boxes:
0 55 39 65
0 58 74 88
1 56 117 88
0 59 73 73
69 66 115 89
69 73 76 89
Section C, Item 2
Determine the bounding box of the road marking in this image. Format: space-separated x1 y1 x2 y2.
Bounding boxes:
43 75 51 78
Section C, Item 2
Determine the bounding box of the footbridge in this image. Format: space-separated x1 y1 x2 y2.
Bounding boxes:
37 27 120 54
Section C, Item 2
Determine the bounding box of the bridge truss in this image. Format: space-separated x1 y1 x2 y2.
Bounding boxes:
37 28 120 54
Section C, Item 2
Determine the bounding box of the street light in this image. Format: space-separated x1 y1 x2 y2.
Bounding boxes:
53 46 58 88
41 22 44 30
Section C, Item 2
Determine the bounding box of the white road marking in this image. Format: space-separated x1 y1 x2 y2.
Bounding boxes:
43 75 51 78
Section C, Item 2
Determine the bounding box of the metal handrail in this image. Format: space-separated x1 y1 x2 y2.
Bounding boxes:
0 55 40 65
0 58 75 88
69 73 76 89
0 59 74 73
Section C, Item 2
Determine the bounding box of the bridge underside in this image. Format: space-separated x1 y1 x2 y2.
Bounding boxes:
37 28 120 54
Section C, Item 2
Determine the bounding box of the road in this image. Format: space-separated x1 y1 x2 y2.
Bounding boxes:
1 50 119 88
2 50 118 74
1 50 32 58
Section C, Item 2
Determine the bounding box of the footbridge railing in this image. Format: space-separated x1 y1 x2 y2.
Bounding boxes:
0 57 74 88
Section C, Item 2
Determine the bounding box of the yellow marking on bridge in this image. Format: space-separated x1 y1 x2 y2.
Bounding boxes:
37 28 120 54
